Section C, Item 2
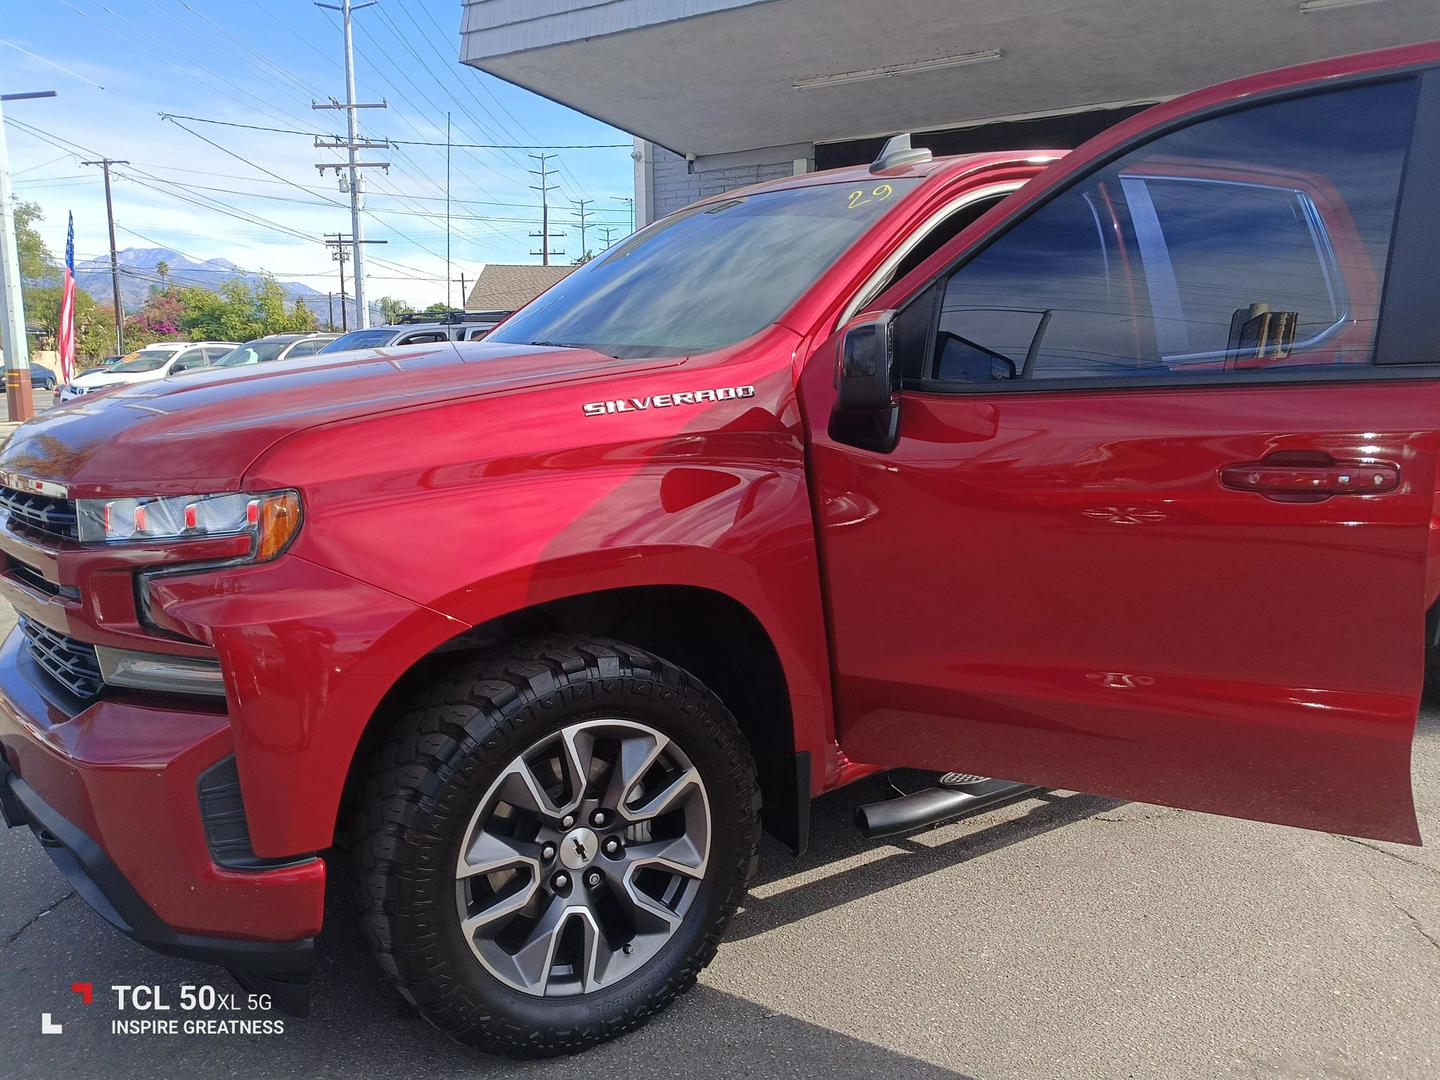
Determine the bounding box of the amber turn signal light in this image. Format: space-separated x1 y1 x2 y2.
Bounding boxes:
253 491 302 561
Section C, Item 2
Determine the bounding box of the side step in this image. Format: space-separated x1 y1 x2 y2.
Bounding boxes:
855 775 1042 839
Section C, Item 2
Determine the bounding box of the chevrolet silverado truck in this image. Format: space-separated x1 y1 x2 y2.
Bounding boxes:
2 42 1438 1057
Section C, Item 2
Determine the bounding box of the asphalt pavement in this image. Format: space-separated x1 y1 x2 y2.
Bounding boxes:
0 593 1436 1078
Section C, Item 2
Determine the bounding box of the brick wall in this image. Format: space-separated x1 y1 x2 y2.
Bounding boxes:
650 145 800 219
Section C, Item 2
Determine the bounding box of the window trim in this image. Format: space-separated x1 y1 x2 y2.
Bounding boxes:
836 181 1024 330
895 68 1432 397
1372 68 1440 367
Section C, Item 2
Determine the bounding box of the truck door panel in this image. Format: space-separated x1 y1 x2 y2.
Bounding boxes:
804 73 1438 843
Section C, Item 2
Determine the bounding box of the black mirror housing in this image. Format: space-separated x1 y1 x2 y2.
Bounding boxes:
829 311 901 452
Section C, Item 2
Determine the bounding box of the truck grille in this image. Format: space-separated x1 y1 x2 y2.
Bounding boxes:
0 485 79 540
19 618 103 699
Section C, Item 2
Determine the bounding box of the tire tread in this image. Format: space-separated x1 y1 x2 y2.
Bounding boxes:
349 635 760 1057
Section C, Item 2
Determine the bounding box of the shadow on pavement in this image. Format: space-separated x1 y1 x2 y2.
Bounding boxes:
731 781 1123 942
302 872 973 1079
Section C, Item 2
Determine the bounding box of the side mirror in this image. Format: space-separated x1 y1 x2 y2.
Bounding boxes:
829 311 901 452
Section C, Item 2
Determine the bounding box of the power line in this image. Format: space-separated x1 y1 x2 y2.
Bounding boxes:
6 116 442 283
162 117 345 208
106 171 604 229
90 161 628 214
156 0 319 102
407 0 595 202
54 0 326 136
157 112 629 149
0 37 107 90
115 162 628 213
13 153 74 176
140 3 501 260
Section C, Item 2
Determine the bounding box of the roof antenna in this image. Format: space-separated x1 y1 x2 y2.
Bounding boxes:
870 133 932 174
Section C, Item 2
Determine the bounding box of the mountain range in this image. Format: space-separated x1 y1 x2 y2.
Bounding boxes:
73 247 380 327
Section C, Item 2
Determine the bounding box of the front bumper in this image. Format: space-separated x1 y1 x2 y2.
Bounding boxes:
0 630 325 1013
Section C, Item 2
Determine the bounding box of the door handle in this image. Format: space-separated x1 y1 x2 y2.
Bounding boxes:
1219 460 1400 499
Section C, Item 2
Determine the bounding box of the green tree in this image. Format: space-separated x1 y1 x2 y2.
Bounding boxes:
25 283 117 368
378 296 413 324
11 201 62 344
176 276 316 342
14 200 58 286
155 259 170 287
423 301 453 315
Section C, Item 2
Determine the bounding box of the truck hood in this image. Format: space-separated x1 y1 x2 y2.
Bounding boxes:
1 341 678 497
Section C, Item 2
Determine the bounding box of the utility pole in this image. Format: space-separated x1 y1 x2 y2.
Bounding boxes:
327 237 349 331
599 226 618 250
327 291 335 331
1 90 57 423
445 111 451 309
570 198 593 262
527 153 564 265
314 0 387 328
325 233 386 330
616 195 635 234
455 272 467 310
79 156 130 354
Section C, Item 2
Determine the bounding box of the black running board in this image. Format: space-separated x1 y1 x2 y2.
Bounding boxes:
855 777 1042 839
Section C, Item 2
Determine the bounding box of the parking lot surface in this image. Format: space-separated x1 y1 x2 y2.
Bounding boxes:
1 595 1436 1079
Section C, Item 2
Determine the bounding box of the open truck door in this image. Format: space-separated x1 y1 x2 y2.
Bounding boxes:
804 48 1440 843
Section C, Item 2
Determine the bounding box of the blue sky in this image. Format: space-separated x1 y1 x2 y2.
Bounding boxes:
2 0 636 307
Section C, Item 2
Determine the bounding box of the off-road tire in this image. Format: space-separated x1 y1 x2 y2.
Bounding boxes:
349 635 760 1057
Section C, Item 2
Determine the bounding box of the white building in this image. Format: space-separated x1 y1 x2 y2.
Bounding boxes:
458 0 1440 224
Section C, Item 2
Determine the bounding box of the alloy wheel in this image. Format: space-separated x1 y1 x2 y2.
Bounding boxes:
454 718 711 997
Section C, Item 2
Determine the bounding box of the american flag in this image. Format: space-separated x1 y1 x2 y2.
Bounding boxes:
57 212 76 385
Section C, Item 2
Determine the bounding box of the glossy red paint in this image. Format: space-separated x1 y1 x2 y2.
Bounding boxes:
0 632 324 939
801 370 1434 842
0 42 1434 961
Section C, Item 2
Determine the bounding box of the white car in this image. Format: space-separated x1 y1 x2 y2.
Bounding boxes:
58 341 238 402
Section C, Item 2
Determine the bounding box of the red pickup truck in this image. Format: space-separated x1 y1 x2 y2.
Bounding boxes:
2 41 1438 1057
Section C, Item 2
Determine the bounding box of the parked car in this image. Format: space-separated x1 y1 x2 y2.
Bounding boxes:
318 311 508 354
208 333 340 369
58 341 238 401
1 41 1437 1057
28 364 57 391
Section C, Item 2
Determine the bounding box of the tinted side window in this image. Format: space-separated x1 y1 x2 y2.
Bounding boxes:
925 79 1417 386
399 331 447 345
286 340 322 358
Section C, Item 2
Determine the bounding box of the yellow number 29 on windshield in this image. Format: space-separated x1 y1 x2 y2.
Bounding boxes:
847 183 895 210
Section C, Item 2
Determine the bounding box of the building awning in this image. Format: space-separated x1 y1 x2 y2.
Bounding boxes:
461 0 1440 158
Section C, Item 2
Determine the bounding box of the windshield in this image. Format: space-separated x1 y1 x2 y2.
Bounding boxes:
214 340 289 367
320 328 397 353
488 179 920 357
107 348 176 374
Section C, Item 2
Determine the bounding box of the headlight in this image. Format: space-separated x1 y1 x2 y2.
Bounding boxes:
76 490 301 560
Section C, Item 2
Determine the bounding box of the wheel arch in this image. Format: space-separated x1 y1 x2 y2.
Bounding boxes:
342 583 813 853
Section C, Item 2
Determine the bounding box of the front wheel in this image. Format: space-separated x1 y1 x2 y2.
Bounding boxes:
350 637 760 1057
